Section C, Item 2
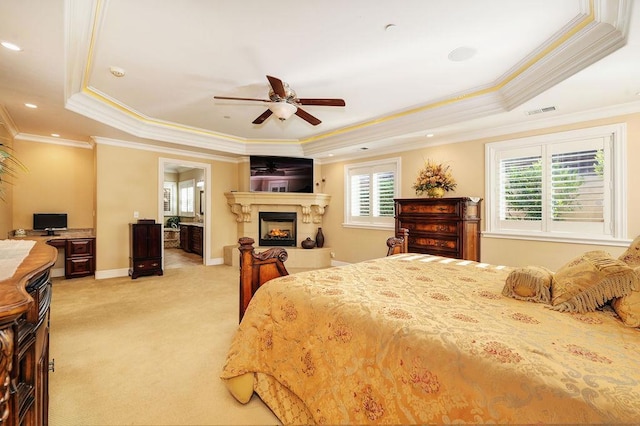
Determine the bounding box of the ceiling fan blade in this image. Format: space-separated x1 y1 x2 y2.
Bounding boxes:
214 96 270 103
295 108 321 126
266 75 287 99
252 109 273 125
297 98 346 107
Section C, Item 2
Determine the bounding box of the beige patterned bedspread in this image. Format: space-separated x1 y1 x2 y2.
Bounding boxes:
221 254 640 424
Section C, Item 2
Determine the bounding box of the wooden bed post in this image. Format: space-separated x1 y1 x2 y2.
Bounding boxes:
386 227 409 256
238 237 289 322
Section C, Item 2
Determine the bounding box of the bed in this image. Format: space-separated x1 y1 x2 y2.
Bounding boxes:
221 233 640 424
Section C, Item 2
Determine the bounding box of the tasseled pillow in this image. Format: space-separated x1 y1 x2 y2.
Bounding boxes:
551 250 638 313
619 235 640 267
502 266 553 304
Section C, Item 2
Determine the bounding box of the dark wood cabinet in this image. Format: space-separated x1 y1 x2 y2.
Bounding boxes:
190 226 203 256
0 242 56 426
180 225 189 251
129 223 163 279
64 238 95 279
394 197 482 261
180 224 203 256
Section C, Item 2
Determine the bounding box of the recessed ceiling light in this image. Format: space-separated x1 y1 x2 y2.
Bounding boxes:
1 41 21 51
448 46 476 62
426 133 434 138
51 133 60 137
384 24 397 32
24 103 37 109
361 147 368 150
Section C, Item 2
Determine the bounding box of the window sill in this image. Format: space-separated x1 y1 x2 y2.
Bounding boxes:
342 223 395 231
482 231 631 247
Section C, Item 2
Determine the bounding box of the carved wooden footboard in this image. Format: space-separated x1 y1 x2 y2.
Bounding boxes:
237 229 409 321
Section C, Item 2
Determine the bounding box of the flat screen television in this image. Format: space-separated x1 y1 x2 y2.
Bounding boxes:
250 156 314 193
33 213 68 236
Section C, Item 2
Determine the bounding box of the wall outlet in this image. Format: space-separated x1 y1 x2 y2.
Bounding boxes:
133 211 139 218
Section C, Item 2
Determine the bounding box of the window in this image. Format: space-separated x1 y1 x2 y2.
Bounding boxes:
163 181 177 216
178 179 195 217
344 158 400 228
485 124 626 244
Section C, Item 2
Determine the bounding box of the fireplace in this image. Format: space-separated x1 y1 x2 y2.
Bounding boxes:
259 212 297 247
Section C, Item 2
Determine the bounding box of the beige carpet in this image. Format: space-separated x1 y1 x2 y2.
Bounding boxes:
49 264 285 425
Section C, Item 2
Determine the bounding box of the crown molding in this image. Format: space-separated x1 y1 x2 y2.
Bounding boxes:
14 133 94 149
0 105 19 138
92 136 238 163
64 0 633 160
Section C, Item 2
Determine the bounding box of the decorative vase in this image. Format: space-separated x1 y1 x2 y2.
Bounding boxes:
301 237 316 249
426 187 445 198
315 227 325 248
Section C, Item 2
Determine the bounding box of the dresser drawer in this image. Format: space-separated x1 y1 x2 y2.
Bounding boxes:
132 258 161 272
401 221 458 235
66 238 95 257
397 200 460 217
411 236 458 251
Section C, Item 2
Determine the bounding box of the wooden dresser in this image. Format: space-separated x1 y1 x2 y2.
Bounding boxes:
0 241 57 425
394 197 482 261
129 223 163 279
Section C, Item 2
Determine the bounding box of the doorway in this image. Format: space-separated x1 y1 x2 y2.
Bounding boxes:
158 158 211 268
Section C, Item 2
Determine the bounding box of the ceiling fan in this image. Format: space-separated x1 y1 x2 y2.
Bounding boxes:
214 75 345 126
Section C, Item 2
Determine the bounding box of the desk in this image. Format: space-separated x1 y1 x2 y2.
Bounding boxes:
9 229 96 279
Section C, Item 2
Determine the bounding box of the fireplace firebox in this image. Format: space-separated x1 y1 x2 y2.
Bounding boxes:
259 212 297 247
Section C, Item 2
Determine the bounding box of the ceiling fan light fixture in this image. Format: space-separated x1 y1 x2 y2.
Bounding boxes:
268 101 297 121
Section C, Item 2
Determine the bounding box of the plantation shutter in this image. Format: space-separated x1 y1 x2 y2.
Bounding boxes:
374 170 395 217
500 155 543 221
486 124 623 242
346 159 398 227
547 137 608 234
494 136 611 235
179 180 195 216
497 146 543 231
350 173 371 217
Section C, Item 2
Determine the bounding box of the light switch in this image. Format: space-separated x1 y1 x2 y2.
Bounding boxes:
133 211 139 218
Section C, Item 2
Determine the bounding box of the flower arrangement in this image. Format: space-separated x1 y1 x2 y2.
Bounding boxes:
413 160 457 197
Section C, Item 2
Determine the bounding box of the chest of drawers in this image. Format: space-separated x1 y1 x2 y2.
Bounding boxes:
394 197 482 261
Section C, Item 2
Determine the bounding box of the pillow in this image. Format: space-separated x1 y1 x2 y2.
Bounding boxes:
551 250 638 313
611 267 640 327
223 372 254 404
619 235 640 267
502 266 553 303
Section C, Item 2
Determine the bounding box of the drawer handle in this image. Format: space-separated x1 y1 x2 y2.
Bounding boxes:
438 225 448 231
436 206 447 212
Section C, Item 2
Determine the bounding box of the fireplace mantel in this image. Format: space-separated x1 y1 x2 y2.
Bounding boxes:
224 192 331 224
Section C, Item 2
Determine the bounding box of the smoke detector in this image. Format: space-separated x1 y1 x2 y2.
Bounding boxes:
110 66 126 77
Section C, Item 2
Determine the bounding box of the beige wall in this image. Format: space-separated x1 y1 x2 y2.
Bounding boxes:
321 113 640 269
94 143 239 272
5 111 638 275
11 139 95 231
